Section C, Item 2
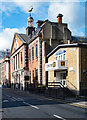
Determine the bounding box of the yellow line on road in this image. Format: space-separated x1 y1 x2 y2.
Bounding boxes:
68 103 87 109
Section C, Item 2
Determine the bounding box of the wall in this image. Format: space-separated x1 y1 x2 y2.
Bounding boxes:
48 47 79 92
81 47 87 90
12 35 22 54
28 38 39 84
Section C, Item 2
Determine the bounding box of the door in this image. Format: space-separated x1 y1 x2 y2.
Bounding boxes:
60 72 66 87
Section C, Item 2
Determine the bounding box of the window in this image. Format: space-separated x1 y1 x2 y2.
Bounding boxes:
29 49 31 61
21 52 22 64
16 55 17 69
32 70 34 82
61 55 62 60
36 44 38 58
63 54 66 60
32 47 34 60
36 69 38 81
59 56 60 60
18 53 20 68
29 71 31 83
14 57 15 70
14 39 18 51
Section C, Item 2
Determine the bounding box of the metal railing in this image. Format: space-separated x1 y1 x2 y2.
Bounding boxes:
48 81 65 88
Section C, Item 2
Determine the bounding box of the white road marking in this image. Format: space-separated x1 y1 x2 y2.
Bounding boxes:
23 102 31 106
54 114 66 120
11 98 16 101
3 100 9 103
30 105 39 109
17 98 24 101
12 97 19 101
6 95 10 97
23 102 39 110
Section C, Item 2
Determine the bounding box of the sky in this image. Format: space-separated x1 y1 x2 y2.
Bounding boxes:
0 0 86 50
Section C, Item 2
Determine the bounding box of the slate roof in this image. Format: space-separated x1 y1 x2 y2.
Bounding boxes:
16 33 30 43
72 36 87 42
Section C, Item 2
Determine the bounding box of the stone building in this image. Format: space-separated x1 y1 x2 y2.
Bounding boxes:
0 56 11 87
0 49 10 83
45 43 87 95
10 33 29 90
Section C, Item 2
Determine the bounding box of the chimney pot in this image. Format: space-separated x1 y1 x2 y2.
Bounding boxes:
57 14 63 23
36 20 44 27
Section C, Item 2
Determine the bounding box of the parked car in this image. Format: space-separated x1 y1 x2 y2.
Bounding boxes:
2 85 6 88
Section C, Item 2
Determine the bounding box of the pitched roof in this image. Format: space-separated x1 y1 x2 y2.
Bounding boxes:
16 33 30 43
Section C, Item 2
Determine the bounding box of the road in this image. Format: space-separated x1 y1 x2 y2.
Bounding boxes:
1 88 87 120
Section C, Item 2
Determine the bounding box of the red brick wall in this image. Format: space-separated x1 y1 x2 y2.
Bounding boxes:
28 41 38 84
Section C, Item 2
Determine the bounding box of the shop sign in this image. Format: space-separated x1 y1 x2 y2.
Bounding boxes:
61 61 65 66
45 62 56 71
53 62 56 67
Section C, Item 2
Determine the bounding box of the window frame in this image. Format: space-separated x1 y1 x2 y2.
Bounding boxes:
21 52 22 64
32 47 34 60
36 44 38 58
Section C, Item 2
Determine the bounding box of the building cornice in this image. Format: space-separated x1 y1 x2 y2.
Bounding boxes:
47 43 87 58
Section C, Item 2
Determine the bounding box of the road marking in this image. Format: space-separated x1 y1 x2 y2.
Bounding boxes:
23 102 39 110
30 105 39 109
23 102 31 106
3 100 9 103
12 97 19 101
68 103 87 109
11 98 16 101
6 95 10 97
17 98 24 101
54 114 66 120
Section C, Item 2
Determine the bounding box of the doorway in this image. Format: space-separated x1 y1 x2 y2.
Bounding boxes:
56 71 66 87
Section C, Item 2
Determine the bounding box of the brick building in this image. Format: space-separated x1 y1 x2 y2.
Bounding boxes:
45 43 87 95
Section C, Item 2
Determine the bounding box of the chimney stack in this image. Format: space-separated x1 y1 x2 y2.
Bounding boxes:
37 20 44 27
57 14 63 23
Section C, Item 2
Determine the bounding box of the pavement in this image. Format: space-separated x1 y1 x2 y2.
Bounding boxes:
14 88 87 109
65 98 87 109
1 88 87 120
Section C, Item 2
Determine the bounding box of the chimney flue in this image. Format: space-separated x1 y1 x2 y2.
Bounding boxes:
57 14 63 23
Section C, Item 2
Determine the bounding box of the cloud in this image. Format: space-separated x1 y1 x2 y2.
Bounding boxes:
1 0 42 14
0 27 25 50
0 0 86 36
48 1 85 36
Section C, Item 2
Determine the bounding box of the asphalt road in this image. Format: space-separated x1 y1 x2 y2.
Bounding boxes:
1 88 87 120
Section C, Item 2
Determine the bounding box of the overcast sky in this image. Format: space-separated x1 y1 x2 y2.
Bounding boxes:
0 0 86 50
